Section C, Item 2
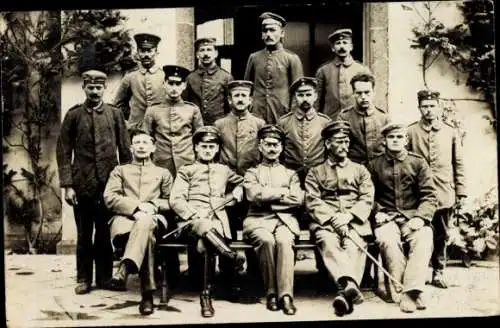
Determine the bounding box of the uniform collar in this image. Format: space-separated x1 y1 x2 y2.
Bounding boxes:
334 55 354 67
355 104 375 117
261 160 281 167
165 97 183 105
419 119 442 132
139 63 161 74
327 157 349 168
295 107 317 121
385 149 408 162
84 100 104 113
131 158 154 166
229 110 250 120
265 43 284 54
197 64 219 76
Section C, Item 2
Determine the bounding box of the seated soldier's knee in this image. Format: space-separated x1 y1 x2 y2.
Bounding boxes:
190 219 213 237
374 222 401 249
276 235 294 248
257 233 276 249
134 215 156 231
412 226 433 244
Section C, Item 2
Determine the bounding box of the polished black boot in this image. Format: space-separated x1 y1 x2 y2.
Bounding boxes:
200 289 214 318
139 291 154 316
203 229 245 272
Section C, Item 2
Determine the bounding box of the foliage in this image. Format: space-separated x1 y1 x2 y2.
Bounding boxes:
447 187 499 265
409 0 495 120
61 10 137 75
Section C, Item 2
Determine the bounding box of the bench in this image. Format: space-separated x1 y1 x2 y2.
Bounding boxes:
156 230 381 304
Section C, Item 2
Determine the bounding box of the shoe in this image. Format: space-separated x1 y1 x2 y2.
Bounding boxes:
266 294 279 311
75 282 91 295
400 292 416 313
332 292 351 317
281 295 297 315
106 276 127 291
200 290 214 318
431 271 448 289
139 298 154 316
343 280 364 305
414 292 426 310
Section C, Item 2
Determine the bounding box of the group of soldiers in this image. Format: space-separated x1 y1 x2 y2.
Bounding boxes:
56 11 466 319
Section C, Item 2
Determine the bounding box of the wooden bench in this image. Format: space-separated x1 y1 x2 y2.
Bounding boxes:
156 230 380 304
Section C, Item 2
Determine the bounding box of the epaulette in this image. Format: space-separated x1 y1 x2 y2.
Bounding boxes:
183 100 198 108
407 120 419 128
278 111 293 122
408 151 424 159
219 67 232 75
443 120 456 129
375 106 388 113
317 112 331 120
339 106 355 114
67 104 81 111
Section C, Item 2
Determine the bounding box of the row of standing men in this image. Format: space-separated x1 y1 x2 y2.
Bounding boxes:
56 11 466 319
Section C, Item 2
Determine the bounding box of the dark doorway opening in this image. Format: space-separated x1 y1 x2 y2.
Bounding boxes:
194 2 364 79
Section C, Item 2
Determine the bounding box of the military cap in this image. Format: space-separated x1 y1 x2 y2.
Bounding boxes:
162 65 190 82
195 37 217 50
328 28 353 43
258 124 286 142
81 69 107 85
417 89 440 102
193 126 221 144
290 77 318 94
134 33 161 49
381 122 408 136
259 12 286 27
227 80 254 93
321 120 351 140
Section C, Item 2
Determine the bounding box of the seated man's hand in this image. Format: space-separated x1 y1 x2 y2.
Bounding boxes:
232 186 244 203
331 213 353 236
133 211 150 221
138 202 157 215
408 217 425 231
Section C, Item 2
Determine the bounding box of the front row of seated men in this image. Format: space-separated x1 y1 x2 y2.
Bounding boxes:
102 118 436 317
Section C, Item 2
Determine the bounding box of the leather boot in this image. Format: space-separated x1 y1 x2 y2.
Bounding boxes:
107 262 128 291
200 289 214 318
203 229 245 272
139 291 154 316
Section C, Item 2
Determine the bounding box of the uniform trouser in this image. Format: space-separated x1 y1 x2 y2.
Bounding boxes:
431 208 452 273
245 225 295 299
374 221 434 293
314 228 367 286
111 214 166 292
73 195 113 286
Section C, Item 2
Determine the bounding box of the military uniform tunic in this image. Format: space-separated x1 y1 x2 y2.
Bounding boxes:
305 158 375 284
277 108 331 184
112 64 166 131
243 162 304 298
338 105 389 165
184 65 234 125
244 44 304 124
143 98 204 177
214 111 266 176
315 56 371 120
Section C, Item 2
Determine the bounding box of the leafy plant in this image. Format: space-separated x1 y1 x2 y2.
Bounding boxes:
447 187 499 266
409 0 495 121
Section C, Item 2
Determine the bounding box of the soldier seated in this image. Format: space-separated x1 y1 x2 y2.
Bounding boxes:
243 125 304 315
103 129 174 316
305 120 375 317
367 123 437 313
169 126 246 318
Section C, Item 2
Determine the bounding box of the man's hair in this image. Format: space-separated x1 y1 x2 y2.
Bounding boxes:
350 73 376 89
129 128 155 144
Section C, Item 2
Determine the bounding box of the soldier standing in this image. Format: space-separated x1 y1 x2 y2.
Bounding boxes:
104 129 173 316
244 12 304 124
143 65 204 177
338 73 389 165
113 32 165 131
407 90 466 289
243 124 304 315
315 28 372 120
368 123 437 313
56 69 132 295
184 37 234 125
169 126 246 318
305 120 375 317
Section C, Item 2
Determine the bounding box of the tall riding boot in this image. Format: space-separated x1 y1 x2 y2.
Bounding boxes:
200 252 215 318
202 229 245 272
